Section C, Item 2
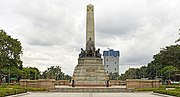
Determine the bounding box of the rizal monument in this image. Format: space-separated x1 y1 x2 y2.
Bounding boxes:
72 4 109 87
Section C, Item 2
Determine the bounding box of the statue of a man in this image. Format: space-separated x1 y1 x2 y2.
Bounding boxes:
79 48 86 58
86 38 95 57
95 48 101 57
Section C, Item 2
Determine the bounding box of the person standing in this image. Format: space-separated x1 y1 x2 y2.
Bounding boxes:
106 77 110 87
72 75 75 87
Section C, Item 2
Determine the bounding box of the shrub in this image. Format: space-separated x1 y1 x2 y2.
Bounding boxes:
135 88 162 91
0 84 47 97
154 89 180 97
160 85 180 88
0 88 27 97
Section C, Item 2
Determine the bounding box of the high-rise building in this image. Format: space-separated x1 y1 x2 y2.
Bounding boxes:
103 49 120 74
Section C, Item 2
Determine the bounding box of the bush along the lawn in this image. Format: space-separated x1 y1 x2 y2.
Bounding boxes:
154 89 180 97
0 84 47 97
159 85 180 89
0 88 27 97
134 85 180 97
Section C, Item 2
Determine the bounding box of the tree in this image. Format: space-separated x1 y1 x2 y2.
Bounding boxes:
160 66 178 80
41 66 71 80
109 72 120 80
147 63 157 79
147 45 180 79
0 29 23 68
22 67 40 80
0 29 23 82
139 66 148 78
120 45 180 80
123 68 140 79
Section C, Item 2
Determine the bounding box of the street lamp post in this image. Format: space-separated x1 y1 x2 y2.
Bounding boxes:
169 71 171 81
29 71 30 80
8 70 10 84
7 64 11 84
35 70 36 80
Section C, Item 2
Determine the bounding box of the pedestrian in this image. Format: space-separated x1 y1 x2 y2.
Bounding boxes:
72 75 75 87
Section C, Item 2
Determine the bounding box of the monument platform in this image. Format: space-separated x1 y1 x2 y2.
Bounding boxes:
73 57 108 86
50 86 131 93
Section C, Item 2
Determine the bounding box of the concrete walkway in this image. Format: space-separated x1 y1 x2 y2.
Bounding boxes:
16 92 171 97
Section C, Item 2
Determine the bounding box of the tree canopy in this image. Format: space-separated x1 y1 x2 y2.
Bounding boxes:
0 29 23 68
120 44 180 81
0 29 72 82
41 66 71 80
147 44 180 79
0 29 23 81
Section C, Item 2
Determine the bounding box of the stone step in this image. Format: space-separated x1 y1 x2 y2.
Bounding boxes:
50 87 129 93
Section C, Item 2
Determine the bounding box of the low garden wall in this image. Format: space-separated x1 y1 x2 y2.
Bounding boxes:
55 80 70 86
126 79 159 89
20 79 55 89
110 80 126 86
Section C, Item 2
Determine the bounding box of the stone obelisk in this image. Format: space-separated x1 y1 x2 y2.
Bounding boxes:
86 4 95 47
72 4 108 87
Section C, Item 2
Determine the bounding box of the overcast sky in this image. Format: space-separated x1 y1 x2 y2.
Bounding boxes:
0 0 179 75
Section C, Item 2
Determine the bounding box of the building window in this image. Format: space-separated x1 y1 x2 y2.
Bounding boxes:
115 68 116 70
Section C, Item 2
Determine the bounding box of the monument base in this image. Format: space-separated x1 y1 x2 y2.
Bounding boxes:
73 57 108 87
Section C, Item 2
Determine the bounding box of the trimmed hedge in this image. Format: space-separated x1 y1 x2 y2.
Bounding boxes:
0 88 27 97
154 89 180 97
135 85 180 97
159 85 180 88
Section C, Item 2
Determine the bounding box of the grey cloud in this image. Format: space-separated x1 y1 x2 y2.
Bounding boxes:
12 0 80 47
1 0 180 75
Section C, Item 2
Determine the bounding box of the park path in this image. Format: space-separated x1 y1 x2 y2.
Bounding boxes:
13 92 169 97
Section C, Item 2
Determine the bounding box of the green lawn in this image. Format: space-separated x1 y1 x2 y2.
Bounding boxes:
0 87 26 97
0 84 47 97
135 85 180 97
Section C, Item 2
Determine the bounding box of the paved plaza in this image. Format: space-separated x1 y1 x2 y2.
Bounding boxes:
13 92 173 97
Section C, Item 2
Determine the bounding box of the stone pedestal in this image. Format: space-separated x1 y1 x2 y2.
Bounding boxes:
73 57 108 86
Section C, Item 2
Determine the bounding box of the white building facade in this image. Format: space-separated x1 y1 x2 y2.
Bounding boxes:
103 49 120 74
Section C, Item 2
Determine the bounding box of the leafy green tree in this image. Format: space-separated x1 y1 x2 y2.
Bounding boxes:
160 66 178 80
109 72 120 80
147 45 180 79
22 67 40 80
121 44 179 80
63 74 72 80
0 29 23 68
139 66 148 78
0 29 23 82
147 63 157 79
123 68 140 79
41 66 71 80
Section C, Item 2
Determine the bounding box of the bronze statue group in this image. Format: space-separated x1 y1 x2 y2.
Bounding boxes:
79 38 101 58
